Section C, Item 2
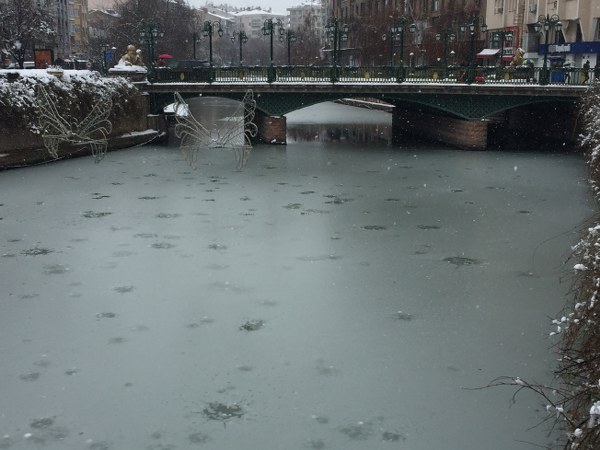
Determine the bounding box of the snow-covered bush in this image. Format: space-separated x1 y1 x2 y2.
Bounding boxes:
0 70 139 133
551 80 600 449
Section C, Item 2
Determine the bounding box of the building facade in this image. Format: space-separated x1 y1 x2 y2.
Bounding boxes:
485 0 600 69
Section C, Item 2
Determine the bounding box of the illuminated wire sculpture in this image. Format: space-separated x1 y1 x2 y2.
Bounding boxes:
36 85 113 163
173 90 258 170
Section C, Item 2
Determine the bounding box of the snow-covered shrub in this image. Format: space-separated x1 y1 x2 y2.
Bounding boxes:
0 70 139 133
552 80 600 449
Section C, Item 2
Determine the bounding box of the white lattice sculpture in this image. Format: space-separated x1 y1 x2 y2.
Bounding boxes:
173 90 258 170
36 85 113 163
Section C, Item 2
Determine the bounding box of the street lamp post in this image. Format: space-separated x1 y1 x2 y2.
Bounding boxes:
279 29 297 66
324 17 349 67
139 23 164 66
434 29 456 67
230 31 248 66
492 29 513 66
534 14 562 85
262 18 282 82
203 20 223 67
382 17 416 67
459 15 487 83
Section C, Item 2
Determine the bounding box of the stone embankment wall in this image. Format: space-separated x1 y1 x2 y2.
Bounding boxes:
0 71 162 169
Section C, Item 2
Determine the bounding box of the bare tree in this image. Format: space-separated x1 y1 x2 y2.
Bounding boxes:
0 0 55 68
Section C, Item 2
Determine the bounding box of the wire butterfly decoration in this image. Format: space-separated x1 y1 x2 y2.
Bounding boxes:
36 85 113 163
173 90 258 170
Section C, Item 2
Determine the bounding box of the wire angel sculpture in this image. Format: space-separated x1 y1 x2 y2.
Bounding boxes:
36 85 113 163
173 90 258 170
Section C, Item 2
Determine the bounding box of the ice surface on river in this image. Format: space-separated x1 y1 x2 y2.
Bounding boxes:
0 102 595 449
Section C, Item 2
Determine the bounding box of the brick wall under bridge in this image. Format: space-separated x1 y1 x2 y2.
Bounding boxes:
147 83 584 150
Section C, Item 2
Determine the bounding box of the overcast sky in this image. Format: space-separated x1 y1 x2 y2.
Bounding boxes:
185 0 309 15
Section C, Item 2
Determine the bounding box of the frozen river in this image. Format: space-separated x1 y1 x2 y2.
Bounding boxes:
0 101 595 449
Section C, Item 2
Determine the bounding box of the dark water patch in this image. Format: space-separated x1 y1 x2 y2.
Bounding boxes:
316 359 339 376
108 337 127 344
443 256 481 266
394 311 414 321
203 402 244 422
361 225 387 231
516 270 539 278
307 439 325 449
89 441 111 450
156 213 181 219
381 431 405 442
238 365 253 372
134 233 159 239
112 250 135 257
22 247 53 256
113 285 134 294
82 211 112 218
96 312 116 319
208 243 227 250
30 418 54 429
138 196 160 200
339 421 374 440
417 225 440 230
33 360 50 368
311 415 330 424
301 209 330 215
296 255 341 262
205 263 229 270
239 319 265 331
151 242 175 249
324 197 353 205
19 372 40 382
91 193 110 200
188 432 211 444
240 196 251 201
43 264 69 275
0 435 14 448
284 203 303 210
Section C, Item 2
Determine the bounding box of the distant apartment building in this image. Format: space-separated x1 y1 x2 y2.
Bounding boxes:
233 9 286 39
287 1 325 32
49 0 89 58
486 0 600 68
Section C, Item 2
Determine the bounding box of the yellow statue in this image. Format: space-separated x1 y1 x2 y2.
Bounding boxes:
118 45 144 67
510 48 525 67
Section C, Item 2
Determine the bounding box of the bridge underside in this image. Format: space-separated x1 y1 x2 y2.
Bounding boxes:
148 86 580 150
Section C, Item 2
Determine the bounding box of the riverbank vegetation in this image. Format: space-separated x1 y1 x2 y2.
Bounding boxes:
556 81 600 449
0 70 139 133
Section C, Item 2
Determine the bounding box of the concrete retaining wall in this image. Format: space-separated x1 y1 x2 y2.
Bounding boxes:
0 93 162 169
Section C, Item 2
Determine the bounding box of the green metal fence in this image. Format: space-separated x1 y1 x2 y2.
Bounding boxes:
150 65 595 86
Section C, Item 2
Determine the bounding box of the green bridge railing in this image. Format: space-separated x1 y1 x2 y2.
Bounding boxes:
150 65 594 86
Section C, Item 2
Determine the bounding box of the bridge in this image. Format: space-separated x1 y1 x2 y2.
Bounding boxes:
140 65 589 150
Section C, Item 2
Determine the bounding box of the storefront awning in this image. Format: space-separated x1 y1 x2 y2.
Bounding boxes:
477 49 500 58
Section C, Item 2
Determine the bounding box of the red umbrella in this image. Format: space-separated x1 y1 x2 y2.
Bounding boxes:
158 54 173 59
